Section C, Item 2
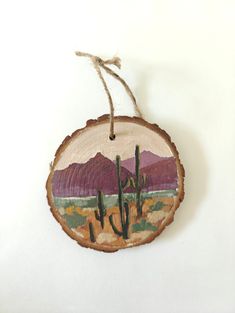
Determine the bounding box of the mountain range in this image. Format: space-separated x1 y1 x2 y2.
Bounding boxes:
52 151 178 197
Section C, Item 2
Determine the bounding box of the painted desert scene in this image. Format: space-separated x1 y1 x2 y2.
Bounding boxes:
47 120 182 251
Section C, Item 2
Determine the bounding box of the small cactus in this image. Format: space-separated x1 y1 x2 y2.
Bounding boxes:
89 222 95 242
95 191 106 229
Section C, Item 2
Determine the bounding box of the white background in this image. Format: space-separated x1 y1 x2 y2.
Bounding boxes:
0 1 235 312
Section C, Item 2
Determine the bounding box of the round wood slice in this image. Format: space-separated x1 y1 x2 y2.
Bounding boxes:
46 115 184 252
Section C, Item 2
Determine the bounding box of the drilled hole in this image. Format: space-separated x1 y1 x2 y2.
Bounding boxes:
109 134 116 141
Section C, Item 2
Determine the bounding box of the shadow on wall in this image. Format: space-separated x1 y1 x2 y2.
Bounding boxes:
127 61 209 241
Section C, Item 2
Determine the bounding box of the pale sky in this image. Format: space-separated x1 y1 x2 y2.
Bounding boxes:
55 121 174 170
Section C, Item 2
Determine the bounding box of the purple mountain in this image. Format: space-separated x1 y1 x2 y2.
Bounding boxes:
121 150 170 173
52 151 178 198
141 158 178 191
52 153 133 197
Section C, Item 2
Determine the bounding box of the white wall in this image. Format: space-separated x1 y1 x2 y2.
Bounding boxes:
0 1 235 312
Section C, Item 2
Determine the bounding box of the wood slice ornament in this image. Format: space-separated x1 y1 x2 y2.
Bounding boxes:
46 52 185 252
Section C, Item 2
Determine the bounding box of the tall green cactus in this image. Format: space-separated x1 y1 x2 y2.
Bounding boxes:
130 145 147 217
109 155 130 239
95 190 106 229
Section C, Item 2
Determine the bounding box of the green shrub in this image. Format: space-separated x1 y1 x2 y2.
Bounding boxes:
132 219 157 233
64 212 86 228
150 201 165 212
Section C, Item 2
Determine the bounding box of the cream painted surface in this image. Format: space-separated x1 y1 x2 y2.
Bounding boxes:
146 210 169 224
127 230 153 242
96 233 117 244
55 121 173 170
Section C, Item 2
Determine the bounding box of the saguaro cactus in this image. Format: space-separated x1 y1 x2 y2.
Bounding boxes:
95 191 106 229
109 155 130 239
130 145 147 217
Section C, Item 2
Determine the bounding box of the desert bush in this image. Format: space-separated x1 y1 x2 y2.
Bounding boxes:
64 211 86 228
150 201 165 212
132 219 157 233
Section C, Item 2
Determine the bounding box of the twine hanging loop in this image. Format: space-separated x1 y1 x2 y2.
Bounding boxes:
75 51 142 140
